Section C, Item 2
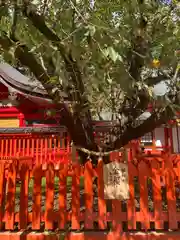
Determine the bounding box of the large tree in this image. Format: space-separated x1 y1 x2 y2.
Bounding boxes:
0 0 179 164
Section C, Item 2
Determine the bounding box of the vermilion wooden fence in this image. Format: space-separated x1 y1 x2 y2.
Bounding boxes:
0 132 168 167
0 133 71 165
0 132 124 165
0 152 180 239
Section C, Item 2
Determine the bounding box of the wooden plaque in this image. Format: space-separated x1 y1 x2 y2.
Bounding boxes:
103 161 129 200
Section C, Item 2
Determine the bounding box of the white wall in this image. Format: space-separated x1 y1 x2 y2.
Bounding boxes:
154 128 165 148
172 126 180 153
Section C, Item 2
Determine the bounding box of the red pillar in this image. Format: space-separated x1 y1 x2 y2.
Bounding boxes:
18 113 25 127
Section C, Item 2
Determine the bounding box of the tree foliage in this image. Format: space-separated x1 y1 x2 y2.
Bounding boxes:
0 0 179 164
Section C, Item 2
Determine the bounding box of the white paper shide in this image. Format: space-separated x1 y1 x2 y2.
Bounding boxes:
103 161 129 200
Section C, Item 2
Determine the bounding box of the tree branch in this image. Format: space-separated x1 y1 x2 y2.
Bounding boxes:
0 32 56 97
117 87 150 132
23 3 64 49
0 31 98 164
145 75 169 86
22 3 98 158
10 0 18 39
0 34 89 142
118 0 150 128
22 3 87 103
113 94 180 150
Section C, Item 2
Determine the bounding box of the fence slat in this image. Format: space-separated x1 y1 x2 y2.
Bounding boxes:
139 160 150 230
5 139 8 157
151 160 163 229
18 139 21 155
49 138 52 163
59 165 67 229
0 139 4 157
0 163 5 230
14 138 17 157
20 164 30 229
36 139 39 165
71 164 80 230
53 137 56 163
9 139 13 156
127 162 137 230
45 163 55 230
32 165 42 230
164 154 177 230
44 137 49 162
22 139 25 156
112 200 122 232
97 160 107 229
40 138 44 165
84 161 93 229
31 138 35 158
27 138 30 156
5 162 17 230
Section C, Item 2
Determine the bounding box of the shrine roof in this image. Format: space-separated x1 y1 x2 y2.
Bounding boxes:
0 62 68 103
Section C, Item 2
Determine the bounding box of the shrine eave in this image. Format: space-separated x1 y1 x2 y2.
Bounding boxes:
0 62 68 104
0 126 67 134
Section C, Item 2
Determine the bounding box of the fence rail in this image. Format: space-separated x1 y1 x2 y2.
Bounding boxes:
0 153 180 233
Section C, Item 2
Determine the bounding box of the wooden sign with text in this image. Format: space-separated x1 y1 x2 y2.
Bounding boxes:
103 161 129 200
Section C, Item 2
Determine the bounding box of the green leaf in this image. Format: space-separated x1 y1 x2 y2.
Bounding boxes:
107 47 118 62
0 5 8 19
88 25 96 36
101 48 109 58
84 25 96 37
49 76 58 84
117 54 123 62
107 77 112 84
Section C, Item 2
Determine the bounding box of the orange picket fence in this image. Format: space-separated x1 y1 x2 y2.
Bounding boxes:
0 132 171 168
0 152 180 239
0 133 72 165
